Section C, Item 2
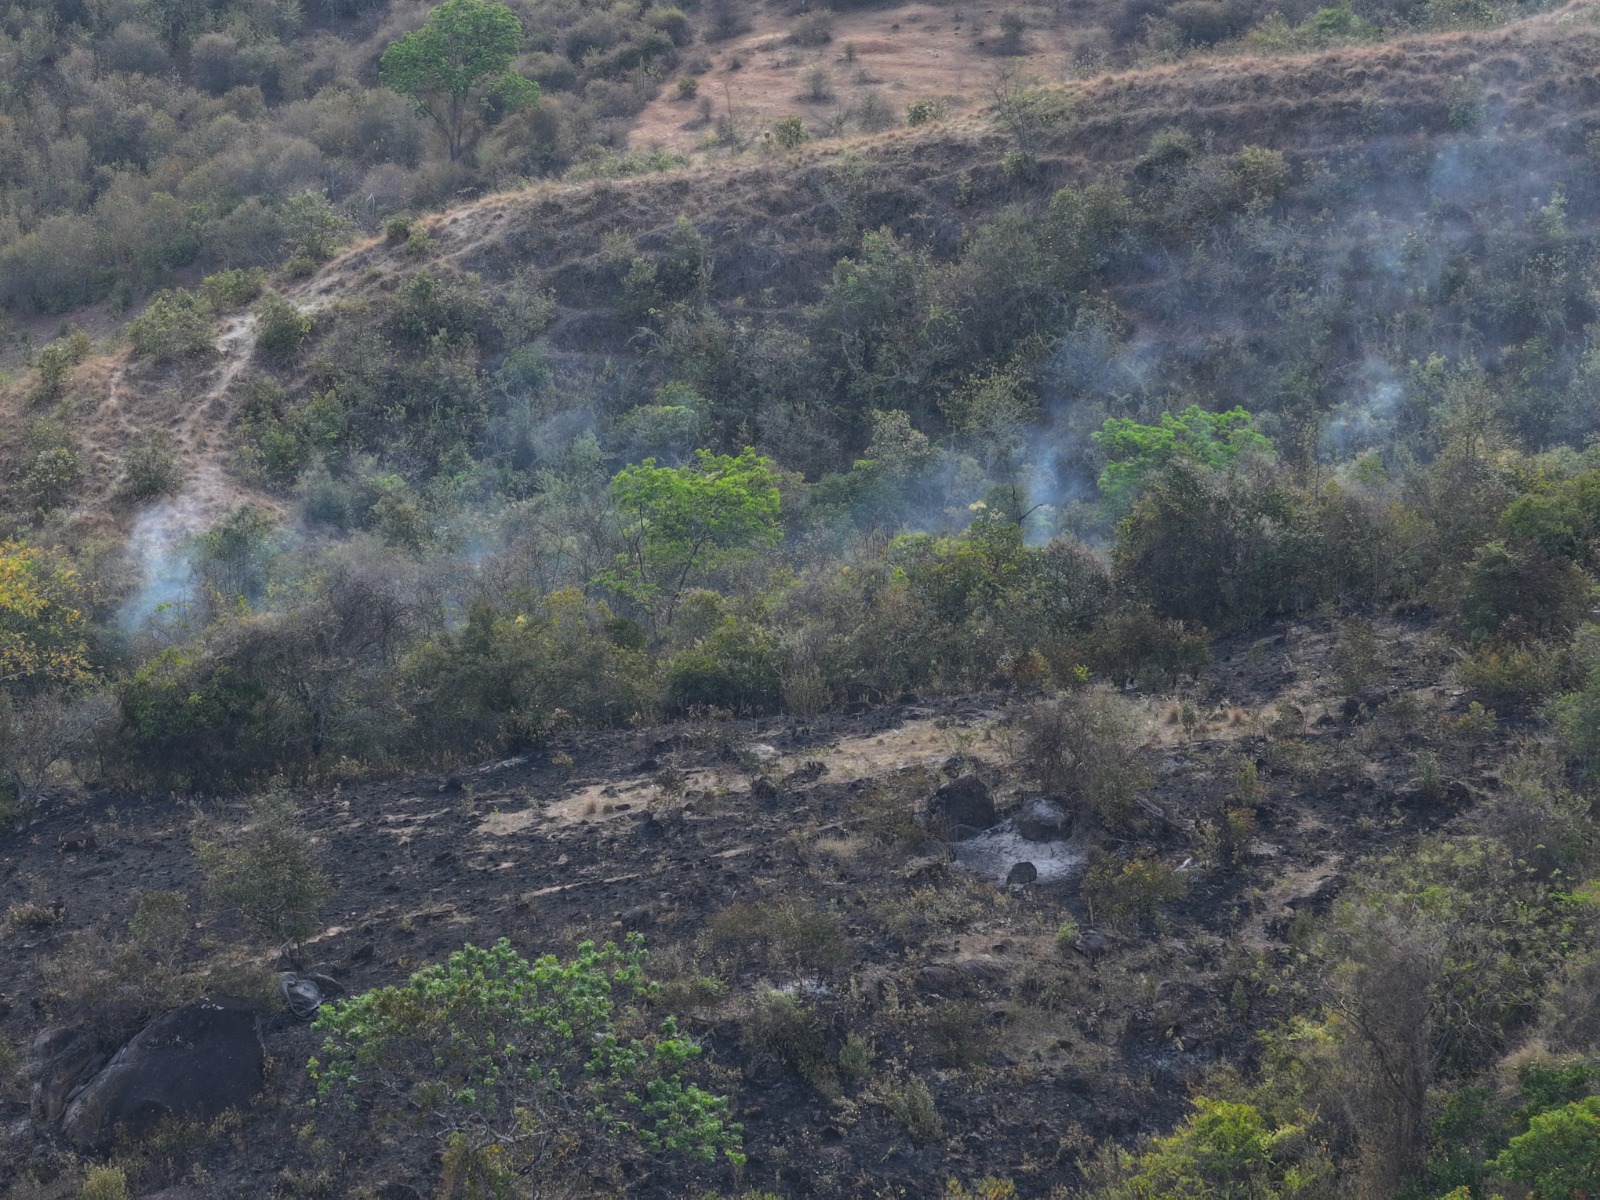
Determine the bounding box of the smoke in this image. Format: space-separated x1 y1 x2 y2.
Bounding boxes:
118 496 208 630
1321 357 1404 463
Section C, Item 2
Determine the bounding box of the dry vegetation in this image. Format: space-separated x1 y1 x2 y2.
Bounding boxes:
9 0 1600 1196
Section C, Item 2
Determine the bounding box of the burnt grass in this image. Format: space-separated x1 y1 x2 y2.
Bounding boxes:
0 612 1505 1197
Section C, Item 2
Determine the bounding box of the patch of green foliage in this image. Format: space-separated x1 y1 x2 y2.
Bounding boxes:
1093 405 1274 516
308 935 743 1168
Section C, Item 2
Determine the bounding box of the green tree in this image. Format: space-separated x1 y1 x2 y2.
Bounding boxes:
600 449 781 632
0 541 93 691
1491 1096 1600 1199
1092 1097 1331 1198
1093 405 1273 517
379 0 540 162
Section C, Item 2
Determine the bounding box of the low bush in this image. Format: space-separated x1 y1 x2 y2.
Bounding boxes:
309 936 744 1167
128 290 214 361
254 293 312 356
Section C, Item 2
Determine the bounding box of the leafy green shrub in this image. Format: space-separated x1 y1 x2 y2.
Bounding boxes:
675 75 700 100
649 6 694 45
254 293 311 356
1112 460 1305 631
117 430 181 502
1456 641 1564 711
120 640 277 789
1229 146 1290 211
309 936 743 1167
771 116 808 149
790 11 834 45
1453 538 1592 643
401 589 655 753
881 1076 943 1146
1093 404 1273 518
200 269 264 310
23 445 83 511
663 615 781 714
31 330 91 400
742 990 835 1090
79 1165 130 1200
1082 855 1187 928
279 190 354 263
385 270 498 350
193 789 330 945
128 290 214 361
1555 626 1600 778
906 98 948 126
601 449 781 633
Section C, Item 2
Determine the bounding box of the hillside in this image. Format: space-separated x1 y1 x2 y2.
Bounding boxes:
7 1 1600 1198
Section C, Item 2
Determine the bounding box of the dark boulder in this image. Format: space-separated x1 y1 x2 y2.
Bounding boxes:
1017 797 1072 842
62 997 264 1149
927 775 998 834
1006 861 1038 886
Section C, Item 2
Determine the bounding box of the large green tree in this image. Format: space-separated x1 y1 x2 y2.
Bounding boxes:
379 0 540 162
600 449 782 633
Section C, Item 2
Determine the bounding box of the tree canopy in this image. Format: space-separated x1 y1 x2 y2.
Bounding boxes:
1093 405 1274 516
600 449 782 632
0 540 92 692
379 0 540 162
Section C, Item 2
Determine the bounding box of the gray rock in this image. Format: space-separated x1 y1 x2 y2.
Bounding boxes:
1006 861 1038 886
1017 797 1072 842
62 997 264 1150
1073 929 1110 961
27 1026 102 1124
927 775 998 833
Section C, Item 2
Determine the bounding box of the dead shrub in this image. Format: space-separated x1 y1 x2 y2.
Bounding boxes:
1013 686 1151 830
706 900 852 975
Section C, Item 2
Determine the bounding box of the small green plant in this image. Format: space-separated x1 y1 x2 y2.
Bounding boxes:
1332 616 1386 694
23 445 83 511
31 330 91 400
116 429 181 501
838 1032 874 1080
790 10 834 45
882 1076 943 1146
676 75 700 100
254 293 312 356
804 66 833 102
6 899 60 934
200 269 264 310
743 990 836 1091
1055 916 1082 953
79 1165 130 1200
384 215 412 245
771 115 809 149
907 98 948 126
1083 855 1187 928
309 936 742 1167
129 290 215 361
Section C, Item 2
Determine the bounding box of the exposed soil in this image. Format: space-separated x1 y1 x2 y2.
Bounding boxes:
629 1 1091 156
